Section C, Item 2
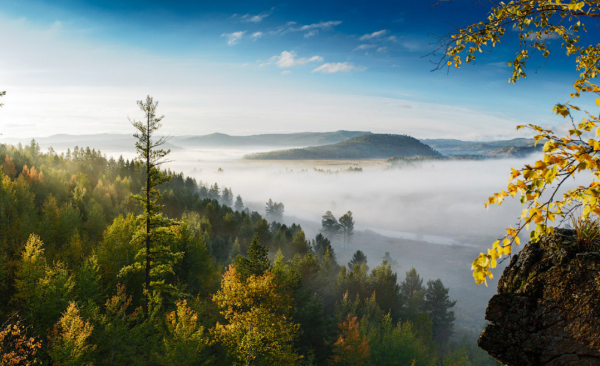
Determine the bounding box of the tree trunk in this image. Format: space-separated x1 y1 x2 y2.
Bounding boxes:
144 114 151 317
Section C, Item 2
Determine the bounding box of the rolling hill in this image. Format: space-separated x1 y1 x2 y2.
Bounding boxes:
244 134 442 160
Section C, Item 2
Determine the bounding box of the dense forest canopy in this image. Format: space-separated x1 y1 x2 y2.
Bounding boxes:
0 98 498 365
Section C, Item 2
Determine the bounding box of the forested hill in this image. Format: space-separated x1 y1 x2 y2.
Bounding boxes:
177 130 372 147
244 134 442 160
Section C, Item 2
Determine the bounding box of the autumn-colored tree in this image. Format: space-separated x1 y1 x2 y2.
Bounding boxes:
0 316 41 365
439 0 600 283
161 300 209 366
212 266 300 366
49 302 96 366
329 314 371 366
1 157 16 179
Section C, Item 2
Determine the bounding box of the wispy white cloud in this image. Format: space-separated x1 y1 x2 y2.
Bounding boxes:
222 31 246 45
312 62 367 74
266 20 341 38
263 51 323 68
281 70 291 75
239 8 274 23
353 44 376 52
359 29 388 40
377 47 387 53
304 30 319 38
297 20 342 31
286 21 342 37
251 31 263 40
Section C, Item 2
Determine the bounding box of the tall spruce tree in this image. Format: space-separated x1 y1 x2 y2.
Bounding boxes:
123 95 181 314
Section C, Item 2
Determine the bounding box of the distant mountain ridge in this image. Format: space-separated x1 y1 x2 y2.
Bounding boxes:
3 131 372 151
420 138 540 156
177 130 372 147
244 134 442 160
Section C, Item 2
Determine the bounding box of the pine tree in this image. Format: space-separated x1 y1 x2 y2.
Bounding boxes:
265 199 284 222
321 211 341 240
234 195 244 211
339 211 355 249
124 96 181 314
424 279 456 344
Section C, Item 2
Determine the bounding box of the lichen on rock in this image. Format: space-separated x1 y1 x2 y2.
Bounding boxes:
479 228 600 365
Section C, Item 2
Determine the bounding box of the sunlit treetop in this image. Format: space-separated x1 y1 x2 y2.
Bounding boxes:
439 0 600 285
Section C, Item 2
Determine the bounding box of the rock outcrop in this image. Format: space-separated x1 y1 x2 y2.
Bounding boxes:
478 229 600 365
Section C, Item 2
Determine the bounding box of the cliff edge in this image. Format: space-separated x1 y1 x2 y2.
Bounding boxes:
479 229 600 365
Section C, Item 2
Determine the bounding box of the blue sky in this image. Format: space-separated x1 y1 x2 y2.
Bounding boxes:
0 0 587 139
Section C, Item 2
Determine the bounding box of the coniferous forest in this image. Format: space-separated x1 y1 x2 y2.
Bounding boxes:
0 98 497 365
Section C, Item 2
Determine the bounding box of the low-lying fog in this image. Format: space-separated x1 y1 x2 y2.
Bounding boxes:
165 147 540 248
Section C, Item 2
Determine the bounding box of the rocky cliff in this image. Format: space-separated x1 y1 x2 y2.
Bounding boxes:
478 229 600 365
